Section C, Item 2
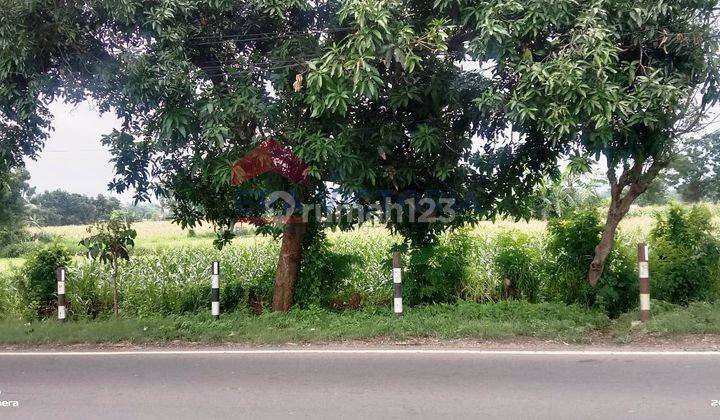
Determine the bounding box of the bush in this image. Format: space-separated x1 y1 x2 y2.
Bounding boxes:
0 231 59 258
294 231 392 309
544 207 637 317
650 204 720 305
405 230 473 305
114 244 278 316
20 244 73 317
0 241 40 258
493 231 542 302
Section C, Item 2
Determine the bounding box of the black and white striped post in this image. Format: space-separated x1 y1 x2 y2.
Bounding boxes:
392 252 403 316
638 243 650 322
56 267 66 322
211 261 220 320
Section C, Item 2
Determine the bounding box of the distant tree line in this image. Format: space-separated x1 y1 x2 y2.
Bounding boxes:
27 191 166 227
29 191 122 227
0 170 165 252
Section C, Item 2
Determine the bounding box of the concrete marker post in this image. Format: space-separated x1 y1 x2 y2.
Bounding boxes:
392 252 403 316
638 243 650 322
211 261 220 320
56 267 67 322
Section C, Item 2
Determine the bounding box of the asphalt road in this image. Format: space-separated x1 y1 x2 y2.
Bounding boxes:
1 350 719 419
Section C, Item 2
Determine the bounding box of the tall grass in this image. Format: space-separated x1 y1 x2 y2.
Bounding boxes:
0 204 717 322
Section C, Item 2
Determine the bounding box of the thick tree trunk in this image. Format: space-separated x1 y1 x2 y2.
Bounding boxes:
272 221 307 311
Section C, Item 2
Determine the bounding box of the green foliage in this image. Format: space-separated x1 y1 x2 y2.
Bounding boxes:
2 204 720 320
295 232 396 308
650 204 720 305
80 212 137 265
635 174 671 206
545 208 637 316
74 244 279 317
294 234 345 309
0 271 17 319
0 231 57 258
0 168 31 251
65 261 113 319
20 243 72 318
669 133 720 203
0 230 31 258
493 231 541 302
528 172 604 220
80 211 137 317
405 230 473 305
30 190 122 227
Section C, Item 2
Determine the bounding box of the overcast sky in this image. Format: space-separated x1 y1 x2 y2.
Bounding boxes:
24 101 134 202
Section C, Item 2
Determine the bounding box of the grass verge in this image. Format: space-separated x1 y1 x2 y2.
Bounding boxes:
612 300 720 342
0 301 609 345
4 300 720 347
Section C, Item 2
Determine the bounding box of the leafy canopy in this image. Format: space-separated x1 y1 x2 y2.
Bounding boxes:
80 211 137 265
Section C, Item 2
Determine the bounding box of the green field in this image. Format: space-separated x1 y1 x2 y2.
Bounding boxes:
0 210 673 267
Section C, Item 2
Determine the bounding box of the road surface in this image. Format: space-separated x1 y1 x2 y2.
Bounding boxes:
0 350 719 419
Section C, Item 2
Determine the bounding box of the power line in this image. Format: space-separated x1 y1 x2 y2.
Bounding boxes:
43 149 108 153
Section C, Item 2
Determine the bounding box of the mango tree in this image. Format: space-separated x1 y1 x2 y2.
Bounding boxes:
441 0 720 284
1 0 576 310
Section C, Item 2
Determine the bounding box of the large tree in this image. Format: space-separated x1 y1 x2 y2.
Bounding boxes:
440 0 720 285
0 0 582 310
0 0 474 310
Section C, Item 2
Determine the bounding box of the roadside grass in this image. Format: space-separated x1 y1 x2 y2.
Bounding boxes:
0 301 609 345
612 301 720 342
4 299 720 346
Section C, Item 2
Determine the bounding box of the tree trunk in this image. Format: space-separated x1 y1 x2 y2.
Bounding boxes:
588 158 665 286
271 221 307 311
111 261 119 319
588 201 629 286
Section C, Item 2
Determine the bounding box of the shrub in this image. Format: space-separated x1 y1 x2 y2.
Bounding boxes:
650 204 720 305
114 243 278 316
295 236 346 309
0 269 28 320
493 231 542 302
294 230 394 309
544 207 637 316
405 229 473 305
0 241 40 258
20 243 73 317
